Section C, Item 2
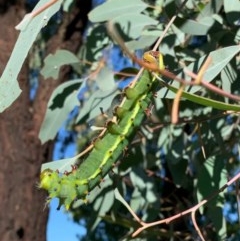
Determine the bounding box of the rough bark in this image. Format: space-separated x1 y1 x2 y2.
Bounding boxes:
0 1 91 240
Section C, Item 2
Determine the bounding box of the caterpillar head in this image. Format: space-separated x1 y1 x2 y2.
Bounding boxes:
143 51 164 70
40 169 78 210
40 169 59 191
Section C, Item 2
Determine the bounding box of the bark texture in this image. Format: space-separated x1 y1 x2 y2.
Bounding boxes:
0 1 91 240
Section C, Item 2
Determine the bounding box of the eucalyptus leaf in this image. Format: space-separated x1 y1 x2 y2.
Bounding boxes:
224 0 240 25
76 87 119 123
88 0 148 22
41 50 79 79
95 67 115 91
39 79 83 143
175 16 215 35
126 35 158 51
158 45 240 98
91 188 114 231
41 156 78 172
0 0 63 112
39 92 79 143
196 156 227 202
207 206 227 240
112 13 158 39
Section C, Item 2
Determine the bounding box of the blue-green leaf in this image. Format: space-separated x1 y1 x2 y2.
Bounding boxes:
88 0 148 22
112 13 158 39
175 16 215 35
39 79 83 143
41 156 78 172
224 0 240 25
0 0 63 112
41 50 79 79
159 45 240 98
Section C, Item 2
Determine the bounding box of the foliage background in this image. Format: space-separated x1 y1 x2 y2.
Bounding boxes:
1 0 240 241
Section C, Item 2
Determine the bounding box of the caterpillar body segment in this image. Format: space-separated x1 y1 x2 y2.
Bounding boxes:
40 52 163 210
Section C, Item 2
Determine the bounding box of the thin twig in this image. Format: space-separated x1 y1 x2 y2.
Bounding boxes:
130 171 240 238
196 123 207 159
185 69 240 102
194 56 212 85
171 84 185 124
31 0 59 18
152 0 189 51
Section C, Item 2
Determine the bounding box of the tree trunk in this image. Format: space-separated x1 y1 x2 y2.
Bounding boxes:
0 1 91 240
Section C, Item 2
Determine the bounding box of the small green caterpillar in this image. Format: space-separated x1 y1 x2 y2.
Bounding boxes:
40 51 163 210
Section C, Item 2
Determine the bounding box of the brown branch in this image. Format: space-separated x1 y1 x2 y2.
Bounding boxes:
128 172 240 239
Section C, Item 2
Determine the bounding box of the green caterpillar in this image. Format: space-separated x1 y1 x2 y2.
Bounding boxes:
40 51 163 210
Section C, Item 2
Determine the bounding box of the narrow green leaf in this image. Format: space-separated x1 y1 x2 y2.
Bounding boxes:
159 78 240 111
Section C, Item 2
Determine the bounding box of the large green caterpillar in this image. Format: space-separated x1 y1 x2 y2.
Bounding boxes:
40 51 163 210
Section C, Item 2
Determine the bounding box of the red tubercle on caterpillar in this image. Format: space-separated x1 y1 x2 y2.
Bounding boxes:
64 170 69 175
63 165 77 176
69 165 78 175
71 165 78 171
144 105 154 117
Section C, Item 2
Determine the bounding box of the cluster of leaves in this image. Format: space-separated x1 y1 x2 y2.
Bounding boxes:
67 0 239 240
1 0 240 240
41 0 240 240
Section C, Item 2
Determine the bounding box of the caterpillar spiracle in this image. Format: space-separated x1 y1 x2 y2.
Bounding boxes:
40 51 164 210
